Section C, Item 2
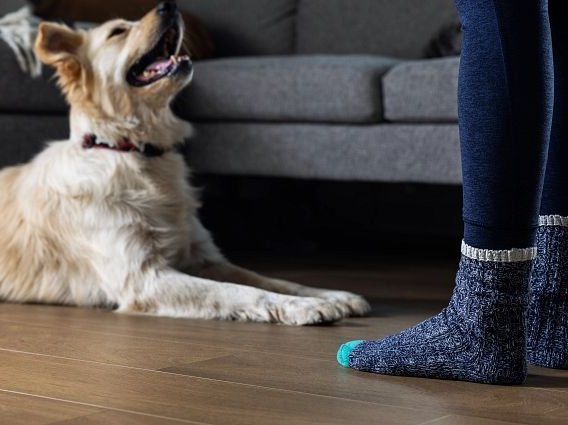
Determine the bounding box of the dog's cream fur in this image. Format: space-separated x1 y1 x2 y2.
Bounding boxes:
0 5 370 325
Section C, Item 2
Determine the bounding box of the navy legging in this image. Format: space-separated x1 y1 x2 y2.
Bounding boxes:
455 0 568 250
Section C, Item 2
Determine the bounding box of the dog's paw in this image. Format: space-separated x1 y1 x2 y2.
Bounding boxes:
269 296 344 326
315 290 371 317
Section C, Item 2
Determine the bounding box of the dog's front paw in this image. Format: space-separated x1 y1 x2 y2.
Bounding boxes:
316 290 371 317
269 296 344 326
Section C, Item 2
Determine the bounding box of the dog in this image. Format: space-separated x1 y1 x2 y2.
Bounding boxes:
0 1 370 325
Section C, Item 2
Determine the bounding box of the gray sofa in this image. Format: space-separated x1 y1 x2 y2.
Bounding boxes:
0 0 462 185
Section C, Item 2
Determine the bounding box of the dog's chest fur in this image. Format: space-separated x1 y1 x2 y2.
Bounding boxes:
0 141 198 305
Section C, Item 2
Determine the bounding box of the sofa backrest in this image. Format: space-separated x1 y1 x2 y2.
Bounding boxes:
178 0 297 57
296 0 459 59
4 1 460 59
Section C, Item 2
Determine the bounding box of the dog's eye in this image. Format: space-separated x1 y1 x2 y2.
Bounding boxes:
108 27 127 39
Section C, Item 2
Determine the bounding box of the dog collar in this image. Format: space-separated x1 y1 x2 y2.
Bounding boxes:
81 134 167 158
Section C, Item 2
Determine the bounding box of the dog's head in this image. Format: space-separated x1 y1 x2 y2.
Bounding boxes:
35 1 193 145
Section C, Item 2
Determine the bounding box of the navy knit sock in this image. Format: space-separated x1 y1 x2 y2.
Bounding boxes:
337 242 535 385
528 216 568 368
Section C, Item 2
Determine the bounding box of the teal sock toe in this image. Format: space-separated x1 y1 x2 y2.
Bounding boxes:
337 340 365 367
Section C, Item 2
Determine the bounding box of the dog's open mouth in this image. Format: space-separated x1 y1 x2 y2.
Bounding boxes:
127 24 191 87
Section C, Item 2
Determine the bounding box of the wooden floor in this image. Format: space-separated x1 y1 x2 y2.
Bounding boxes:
1 255 567 425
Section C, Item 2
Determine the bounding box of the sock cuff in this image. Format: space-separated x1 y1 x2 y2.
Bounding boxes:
539 215 568 227
461 240 536 262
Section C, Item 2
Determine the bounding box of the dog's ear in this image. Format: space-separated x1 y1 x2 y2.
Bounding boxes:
35 22 87 97
35 22 84 71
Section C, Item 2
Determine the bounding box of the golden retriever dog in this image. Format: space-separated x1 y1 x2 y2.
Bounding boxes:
0 1 370 325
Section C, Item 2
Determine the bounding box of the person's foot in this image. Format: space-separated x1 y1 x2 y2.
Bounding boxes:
338 243 535 385
528 216 568 368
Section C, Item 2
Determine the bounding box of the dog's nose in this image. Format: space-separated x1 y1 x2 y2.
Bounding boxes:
157 1 178 16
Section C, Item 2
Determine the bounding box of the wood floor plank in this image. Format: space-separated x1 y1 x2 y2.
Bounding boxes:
2 306 565 425
419 415 525 425
0 350 444 425
542 405 568 420
261 264 456 301
1 258 566 424
0 303 436 361
161 352 568 425
0 321 235 370
524 366 568 393
51 411 197 424
0 391 99 425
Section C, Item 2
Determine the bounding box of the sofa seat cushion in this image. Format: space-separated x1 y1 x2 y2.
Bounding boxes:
383 57 459 122
181 55 397 123
188 123 461 184
0 40 67 113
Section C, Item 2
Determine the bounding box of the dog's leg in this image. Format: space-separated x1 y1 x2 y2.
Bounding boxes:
192 262 371 317
187 218 371 317
116 268 344 325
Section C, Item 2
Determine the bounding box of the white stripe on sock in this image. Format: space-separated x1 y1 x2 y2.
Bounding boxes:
461 241 536 262
539 215 568 227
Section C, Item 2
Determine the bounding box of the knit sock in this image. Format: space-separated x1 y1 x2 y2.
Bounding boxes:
337 242 535 385
528 215 568 368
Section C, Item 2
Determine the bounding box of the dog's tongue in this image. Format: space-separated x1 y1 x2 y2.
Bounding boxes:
147 58 171 72
139 57 172 82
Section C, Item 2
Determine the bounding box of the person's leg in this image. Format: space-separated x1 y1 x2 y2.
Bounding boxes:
337 0 553 385
539 0 568 219
528 0 568 369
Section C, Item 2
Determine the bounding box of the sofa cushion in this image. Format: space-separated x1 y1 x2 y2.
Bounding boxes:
296 0 459 59
181 55 397 124
188 123 461 184
0 114 68 168
0 0 27 15
383 58 459 122
177 0 297 57
0 40 67 113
